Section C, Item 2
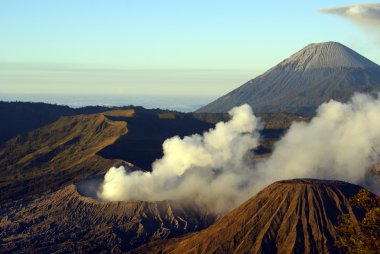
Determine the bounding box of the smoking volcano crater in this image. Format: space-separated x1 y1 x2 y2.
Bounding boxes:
75 160 141 200
75 162 221 248
0 175 218 253
91 94 380 216
75 174 105 199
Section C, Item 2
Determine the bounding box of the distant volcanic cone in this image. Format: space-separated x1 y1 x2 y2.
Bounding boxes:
139 179 368 254
197 42 380 115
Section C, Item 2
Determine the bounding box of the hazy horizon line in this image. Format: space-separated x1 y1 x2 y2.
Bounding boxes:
0 62 260 74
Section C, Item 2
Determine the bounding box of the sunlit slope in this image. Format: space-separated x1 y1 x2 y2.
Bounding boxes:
0 113 128 203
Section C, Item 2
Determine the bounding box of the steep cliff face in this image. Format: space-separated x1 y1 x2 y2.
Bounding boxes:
0 183 216 253
139 179 366 254
197 42 380 115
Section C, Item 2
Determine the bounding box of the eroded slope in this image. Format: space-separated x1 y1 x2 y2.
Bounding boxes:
139 179 366 254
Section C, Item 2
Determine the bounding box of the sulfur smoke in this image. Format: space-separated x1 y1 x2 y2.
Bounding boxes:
99 104 263 213
98 93 380 214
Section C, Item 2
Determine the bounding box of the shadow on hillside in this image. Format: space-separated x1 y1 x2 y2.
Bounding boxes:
97 115 214 170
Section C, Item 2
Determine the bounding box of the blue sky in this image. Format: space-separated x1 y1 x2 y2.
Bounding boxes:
0 0 379 96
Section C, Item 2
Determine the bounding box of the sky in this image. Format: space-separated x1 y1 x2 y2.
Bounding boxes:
0 0 379 98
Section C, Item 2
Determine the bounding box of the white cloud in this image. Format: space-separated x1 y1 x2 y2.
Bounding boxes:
320 3 380 41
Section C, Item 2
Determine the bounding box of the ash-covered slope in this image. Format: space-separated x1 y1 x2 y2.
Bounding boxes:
140 179 366 254
0 183 216 253
197 42 380 115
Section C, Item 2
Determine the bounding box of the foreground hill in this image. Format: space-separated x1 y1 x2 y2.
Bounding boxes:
0 183 216 253
197 42 380 115
138 179 367 254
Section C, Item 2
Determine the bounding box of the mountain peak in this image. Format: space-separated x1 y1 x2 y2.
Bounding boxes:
196 41 380 114
278 41 379 71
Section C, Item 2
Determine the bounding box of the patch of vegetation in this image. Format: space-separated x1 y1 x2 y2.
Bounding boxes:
336 163 380 254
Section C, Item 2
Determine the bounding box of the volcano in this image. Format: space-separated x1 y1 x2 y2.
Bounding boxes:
0 182 217 253
137 179 367 254
197 42 380 115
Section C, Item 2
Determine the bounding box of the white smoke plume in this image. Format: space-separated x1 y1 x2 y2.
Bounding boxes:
319 3 380 42
256 93 380 190
98 93 380 214
99 104 263 213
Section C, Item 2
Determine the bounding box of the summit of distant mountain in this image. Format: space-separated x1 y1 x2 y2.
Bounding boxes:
137 179 368 254
197 42 380 115
278 41 379 71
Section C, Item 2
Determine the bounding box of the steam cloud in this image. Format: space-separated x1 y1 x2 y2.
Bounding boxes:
319 4 380 42
98 93 380 214
99 104 263 213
